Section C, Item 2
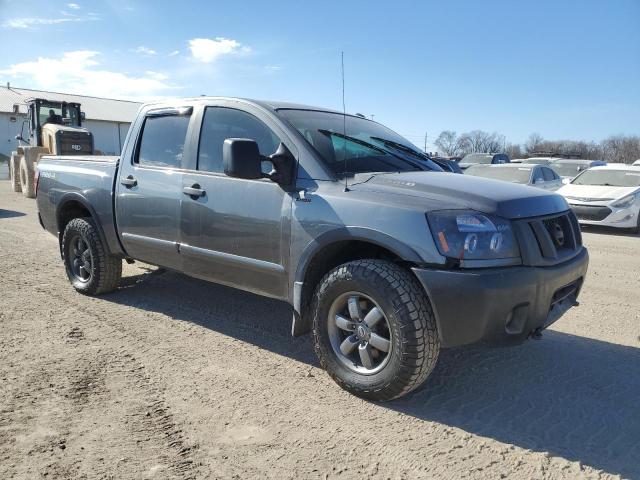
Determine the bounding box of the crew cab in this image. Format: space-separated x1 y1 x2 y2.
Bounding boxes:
36 97 589 401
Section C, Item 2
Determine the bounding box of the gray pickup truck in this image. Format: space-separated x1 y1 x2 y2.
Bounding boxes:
36 97 588 400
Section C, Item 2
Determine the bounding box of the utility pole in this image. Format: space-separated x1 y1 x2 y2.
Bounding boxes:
370 114 375 121
424 131 428 153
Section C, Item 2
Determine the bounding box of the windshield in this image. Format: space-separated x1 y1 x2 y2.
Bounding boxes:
277 109 432 175
465 166 532 183
461 153 493 164
38 101 81 127
551 163 589 177
572 169 640 187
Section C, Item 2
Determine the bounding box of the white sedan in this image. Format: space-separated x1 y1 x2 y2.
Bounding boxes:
557 164 640 233
464 163 563 191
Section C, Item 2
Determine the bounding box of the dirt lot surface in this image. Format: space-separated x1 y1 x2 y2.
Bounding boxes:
1 182 638 479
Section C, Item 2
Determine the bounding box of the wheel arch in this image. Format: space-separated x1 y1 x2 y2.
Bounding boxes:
291 228 424 336
56 193 110 258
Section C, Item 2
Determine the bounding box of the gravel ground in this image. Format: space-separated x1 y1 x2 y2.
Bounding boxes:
0 181 638 479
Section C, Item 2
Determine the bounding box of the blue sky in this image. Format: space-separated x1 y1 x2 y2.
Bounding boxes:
1 0 638 149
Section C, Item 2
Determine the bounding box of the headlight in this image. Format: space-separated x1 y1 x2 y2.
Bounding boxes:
612 193 637 209
427 210 520 263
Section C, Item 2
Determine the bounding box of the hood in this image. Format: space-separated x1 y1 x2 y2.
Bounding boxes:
349 171 569 219
558 184 639 203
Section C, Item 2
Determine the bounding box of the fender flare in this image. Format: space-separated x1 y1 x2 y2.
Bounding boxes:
55 192 112 258
294 227 423 286
290 227 423 336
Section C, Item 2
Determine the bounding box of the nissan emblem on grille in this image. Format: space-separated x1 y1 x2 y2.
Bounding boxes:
552 222 565 247
71 144 82 151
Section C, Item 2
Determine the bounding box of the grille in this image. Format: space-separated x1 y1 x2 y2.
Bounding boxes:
569 204 612 222
56 131 94 155
522 211 582 264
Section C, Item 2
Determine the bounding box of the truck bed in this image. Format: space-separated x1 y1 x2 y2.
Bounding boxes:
36 155 124 256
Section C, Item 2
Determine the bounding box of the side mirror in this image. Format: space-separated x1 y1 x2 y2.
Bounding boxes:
15 134 25 143
266 142 295 185
223 138 262 179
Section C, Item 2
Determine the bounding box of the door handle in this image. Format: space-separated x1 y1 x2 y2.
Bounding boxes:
183 184 206 199
121 175 137 187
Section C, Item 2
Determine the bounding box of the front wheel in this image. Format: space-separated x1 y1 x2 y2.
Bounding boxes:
19 156 35 198
62 218 122 295
312 260 440 401
10 153 22 193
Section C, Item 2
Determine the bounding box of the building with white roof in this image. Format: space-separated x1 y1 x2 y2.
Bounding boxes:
0 84 141 160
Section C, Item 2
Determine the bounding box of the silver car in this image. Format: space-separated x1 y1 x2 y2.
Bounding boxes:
465 163 563 191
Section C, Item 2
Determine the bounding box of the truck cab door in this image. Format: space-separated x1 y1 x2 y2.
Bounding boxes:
179 105 294 299
115 107 194 271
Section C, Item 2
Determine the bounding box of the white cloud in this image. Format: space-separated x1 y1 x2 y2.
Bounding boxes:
133 46 157 56
67 3 80 9
188 37 248 63
168 50 180 57
2 15 96 29
0 51 175 100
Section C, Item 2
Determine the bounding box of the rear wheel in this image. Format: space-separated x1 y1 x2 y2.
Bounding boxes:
10 153 22 193
19 156 35 198
62 218 122 295
312 260 440 401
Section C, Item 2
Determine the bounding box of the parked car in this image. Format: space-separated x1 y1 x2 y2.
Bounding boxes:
557 164 640 233
633 159 640 166
464 163 563 191
550 159 606 184
429 156 463 174
458 153 510 170
514 157 559 165
35 97 588 401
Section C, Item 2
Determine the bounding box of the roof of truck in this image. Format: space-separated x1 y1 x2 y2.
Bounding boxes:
145 96 350 116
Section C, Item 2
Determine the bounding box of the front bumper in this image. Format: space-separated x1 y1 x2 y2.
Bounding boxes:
569 203 639 229
412 247 589 348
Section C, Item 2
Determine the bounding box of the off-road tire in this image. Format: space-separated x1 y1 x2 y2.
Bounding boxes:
62 217 122 295
19 156 35 198
10 153 22 192
312 260 440 401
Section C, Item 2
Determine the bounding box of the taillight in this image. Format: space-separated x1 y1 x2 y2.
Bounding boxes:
34 168 40 196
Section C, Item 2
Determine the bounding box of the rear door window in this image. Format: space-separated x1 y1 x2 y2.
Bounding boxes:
532 168 544 183
137 114 191 168
542 167 556 181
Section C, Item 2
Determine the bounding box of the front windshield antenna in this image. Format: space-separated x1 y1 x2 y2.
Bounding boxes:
341 51 349 192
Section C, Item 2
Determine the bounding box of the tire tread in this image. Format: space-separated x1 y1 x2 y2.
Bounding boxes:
62 217 122 295
312 259 439 401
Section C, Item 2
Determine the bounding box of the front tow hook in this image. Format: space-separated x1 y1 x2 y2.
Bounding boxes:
529 328 543 340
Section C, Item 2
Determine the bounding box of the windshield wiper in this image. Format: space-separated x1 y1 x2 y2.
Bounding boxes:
370 136 429 160
318 129 423 171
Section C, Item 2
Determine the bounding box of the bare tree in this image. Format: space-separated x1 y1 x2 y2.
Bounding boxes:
601 135 640 164
525 133 544 154
434 130 467 156
459 130 505 154
504 143 523 159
